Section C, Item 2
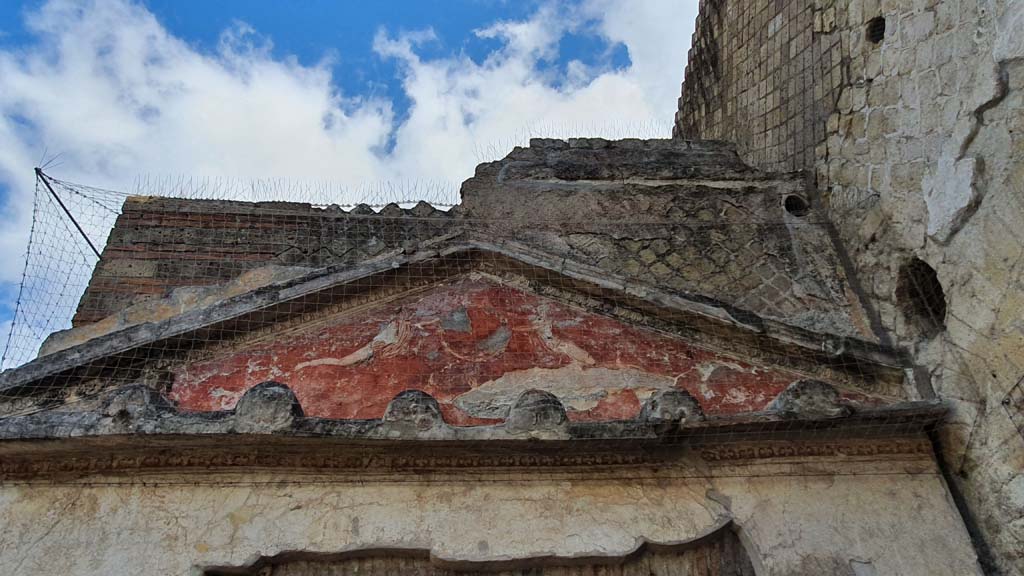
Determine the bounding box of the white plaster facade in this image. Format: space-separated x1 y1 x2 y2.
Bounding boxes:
0 454 980 576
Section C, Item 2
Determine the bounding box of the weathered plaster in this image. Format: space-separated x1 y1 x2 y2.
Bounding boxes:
41 265 315 357
168 277 819 423
0 460 980 576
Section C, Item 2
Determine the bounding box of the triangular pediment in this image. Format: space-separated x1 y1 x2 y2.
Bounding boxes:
0 244 946 481
170 273 820 423
0 243 906 419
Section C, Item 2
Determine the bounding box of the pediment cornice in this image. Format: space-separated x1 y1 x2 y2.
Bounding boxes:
0 240 907 399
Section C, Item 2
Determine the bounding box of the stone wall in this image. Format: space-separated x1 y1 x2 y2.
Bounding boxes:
674 0 842 175
70 139 878 343
675 0 1024 572
0 452 980 575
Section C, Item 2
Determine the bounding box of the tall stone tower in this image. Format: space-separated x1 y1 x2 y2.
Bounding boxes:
676 1 1024 572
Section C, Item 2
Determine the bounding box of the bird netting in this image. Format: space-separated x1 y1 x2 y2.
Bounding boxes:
0 164 960 445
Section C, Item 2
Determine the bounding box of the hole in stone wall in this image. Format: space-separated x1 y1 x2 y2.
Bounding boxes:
895 258 947 337
866 17 886 44
784 195 810 217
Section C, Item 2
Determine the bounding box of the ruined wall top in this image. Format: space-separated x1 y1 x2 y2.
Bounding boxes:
68 137 877 344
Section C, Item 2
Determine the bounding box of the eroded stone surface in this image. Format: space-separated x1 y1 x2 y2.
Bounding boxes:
234 382 304 433
382 389 445 434
676 1 1024 569
640 389 704 426
768 380 853 420
504 389 567 433
0 460 979 576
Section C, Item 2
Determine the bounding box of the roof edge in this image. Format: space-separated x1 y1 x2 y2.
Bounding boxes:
0 241 907 395
0 382 945 478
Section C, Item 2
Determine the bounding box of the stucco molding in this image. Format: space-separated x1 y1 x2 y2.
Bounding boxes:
698 438 931 462
0 437 937 480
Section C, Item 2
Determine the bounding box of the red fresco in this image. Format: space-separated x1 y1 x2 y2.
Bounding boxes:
169 277 814 424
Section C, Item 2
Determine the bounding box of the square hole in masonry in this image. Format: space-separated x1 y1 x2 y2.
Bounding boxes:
866 16 886 44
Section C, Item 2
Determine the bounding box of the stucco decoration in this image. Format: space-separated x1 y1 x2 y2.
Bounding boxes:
234 382 305 433
767 380 854 419
164 277 846 424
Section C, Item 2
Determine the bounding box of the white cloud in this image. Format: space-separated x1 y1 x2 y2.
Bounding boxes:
0 0 697 365
377 0 698 181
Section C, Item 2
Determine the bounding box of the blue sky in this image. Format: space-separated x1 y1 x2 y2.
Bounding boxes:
0 1 631 140
0 0 697 365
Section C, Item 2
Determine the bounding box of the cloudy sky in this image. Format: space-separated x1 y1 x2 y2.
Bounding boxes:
0 0 698 364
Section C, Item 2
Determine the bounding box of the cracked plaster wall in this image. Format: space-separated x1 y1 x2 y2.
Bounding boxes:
0 462 979 576
676 0 1024 572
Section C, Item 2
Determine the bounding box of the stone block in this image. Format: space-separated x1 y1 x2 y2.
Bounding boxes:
234 382 304 433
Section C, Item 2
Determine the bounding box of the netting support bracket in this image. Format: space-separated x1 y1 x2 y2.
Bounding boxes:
34 168 102 259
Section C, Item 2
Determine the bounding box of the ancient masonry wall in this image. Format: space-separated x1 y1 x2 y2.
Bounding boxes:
675 0 1024 572
73 197 455 325
674 0 840 175
72 140 875 342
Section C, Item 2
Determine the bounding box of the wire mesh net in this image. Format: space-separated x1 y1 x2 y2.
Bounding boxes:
0 169 949 446
1 174 462 372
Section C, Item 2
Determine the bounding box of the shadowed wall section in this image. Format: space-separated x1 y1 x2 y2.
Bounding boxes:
205 526 755 575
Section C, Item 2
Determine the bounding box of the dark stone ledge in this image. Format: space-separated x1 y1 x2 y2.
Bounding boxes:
0 381 946 479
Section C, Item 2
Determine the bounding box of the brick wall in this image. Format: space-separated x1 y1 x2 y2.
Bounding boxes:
74 197 454 325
